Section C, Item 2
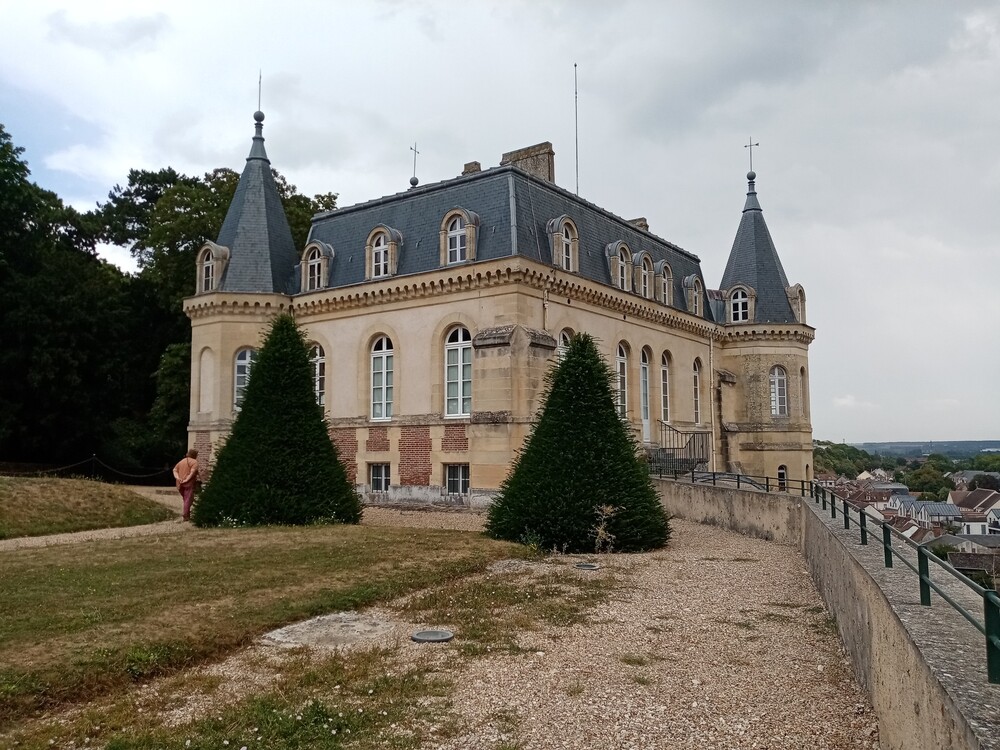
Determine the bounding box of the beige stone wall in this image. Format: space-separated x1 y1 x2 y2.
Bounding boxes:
183 256 814 498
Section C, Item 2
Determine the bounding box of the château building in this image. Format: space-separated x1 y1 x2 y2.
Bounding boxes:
184 111 815 504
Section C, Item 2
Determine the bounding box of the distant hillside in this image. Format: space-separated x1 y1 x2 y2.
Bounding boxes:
850 441 1000 459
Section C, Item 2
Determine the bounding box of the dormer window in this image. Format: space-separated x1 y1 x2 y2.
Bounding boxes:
731 289 749 322
640 257 653 298
656 261 673 306
365 226 402 280
195 241 229 294
439 209 480 266
300 242 333 293
683 275 704 317
546 215 579 273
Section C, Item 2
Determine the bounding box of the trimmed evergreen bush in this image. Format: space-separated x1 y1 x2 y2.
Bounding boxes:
192 314 361 527
485 333 670 553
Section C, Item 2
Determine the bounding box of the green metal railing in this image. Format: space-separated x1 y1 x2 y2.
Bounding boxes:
649 465 813 496
810 483 1000 684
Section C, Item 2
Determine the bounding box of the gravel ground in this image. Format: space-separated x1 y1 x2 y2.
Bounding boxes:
5 500 880 747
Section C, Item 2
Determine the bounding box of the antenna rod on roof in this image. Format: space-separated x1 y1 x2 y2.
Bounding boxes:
574 63 579 195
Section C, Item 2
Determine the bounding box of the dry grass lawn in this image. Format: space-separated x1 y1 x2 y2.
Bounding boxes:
0 477 174 539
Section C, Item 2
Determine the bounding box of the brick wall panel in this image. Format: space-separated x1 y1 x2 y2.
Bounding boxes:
366 425 390 452
330 427 359 483
442 423 469 452
400 425 432 486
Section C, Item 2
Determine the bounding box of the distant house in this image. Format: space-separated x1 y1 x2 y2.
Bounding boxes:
915 503 963 529
947 471 1000 491
949 489 1000 513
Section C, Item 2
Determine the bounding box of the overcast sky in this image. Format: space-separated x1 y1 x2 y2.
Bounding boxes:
2 1 998 444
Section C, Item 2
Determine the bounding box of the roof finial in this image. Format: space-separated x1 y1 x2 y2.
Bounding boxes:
409 142 420 188
744 136 759 180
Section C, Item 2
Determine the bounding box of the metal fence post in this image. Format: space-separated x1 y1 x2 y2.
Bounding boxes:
821 491 827 511
860 512 868 545
917 546 931 606
984 591 1000 684
765 476 770 492
843 499 850 529
882 525 893 568
831 496 837 519
737 474 741 490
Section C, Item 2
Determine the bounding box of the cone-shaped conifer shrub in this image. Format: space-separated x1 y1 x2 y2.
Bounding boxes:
192 314 361 526
485 333 670 552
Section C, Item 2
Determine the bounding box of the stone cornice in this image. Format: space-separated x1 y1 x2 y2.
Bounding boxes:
184 293 292 320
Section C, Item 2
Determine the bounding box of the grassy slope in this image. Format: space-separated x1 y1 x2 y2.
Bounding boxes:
0 477 175 539
0 524 526 727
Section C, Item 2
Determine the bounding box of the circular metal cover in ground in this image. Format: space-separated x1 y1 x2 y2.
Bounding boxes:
574 562 600 570
411 629 454 643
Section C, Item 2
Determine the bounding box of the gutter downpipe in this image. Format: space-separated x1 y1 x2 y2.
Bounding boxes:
709 332 717 472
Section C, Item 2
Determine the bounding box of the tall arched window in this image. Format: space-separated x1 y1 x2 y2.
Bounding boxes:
561 223 574 271
310 344 326 407
199 248 215 293
640 257 653 298
770 366 788 416
777 464 788 491
640 348 651 441
305 247 323 291
445 327 472 416
371 336 394 420
693 359 702 424
660 352 671 422
800 366 809 419
659 265 673 305
371 233 389 278
731 289 749 322
233 348 258 410
618 248 631 290
557 329 573 361
616 343 629 418
447 216 467 264
692 279 703 316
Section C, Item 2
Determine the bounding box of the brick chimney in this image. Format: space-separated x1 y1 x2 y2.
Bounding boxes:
500 142 555 183
462 161 481 175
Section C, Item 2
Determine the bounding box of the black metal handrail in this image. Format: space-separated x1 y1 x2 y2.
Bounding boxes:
650 464 811 496
810 483 1000 684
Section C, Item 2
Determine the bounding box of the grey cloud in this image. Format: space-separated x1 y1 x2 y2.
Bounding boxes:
46 9 169 53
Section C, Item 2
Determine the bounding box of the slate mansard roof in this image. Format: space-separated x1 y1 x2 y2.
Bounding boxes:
720 172 797 324
303 165 714 320
215 112 299 295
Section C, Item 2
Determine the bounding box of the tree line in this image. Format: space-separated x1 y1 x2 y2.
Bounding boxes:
0 122 336 469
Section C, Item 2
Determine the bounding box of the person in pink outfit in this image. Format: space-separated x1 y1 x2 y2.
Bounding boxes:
172 448 200 521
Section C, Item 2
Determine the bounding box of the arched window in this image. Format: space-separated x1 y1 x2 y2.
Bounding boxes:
660 266 673 305
693 359 702 424
371 336 394 420
770 366 788 416
305 247 323 291
618 247 631 290
371 232 389 278
660 352 671 422
447 216 467 264
777 464 788 491
640 348 651 440
233 348 258 410
561 223 574 271
557 329 573 361
199 248 214 293
445 326 472 416
616 343 629 418
800 366 809 419
731 289 749 322
692 279 703 316
640 257 653 298
310 344 326 407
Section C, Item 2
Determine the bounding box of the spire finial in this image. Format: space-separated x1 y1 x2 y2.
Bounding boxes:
258 70 262 111
744 136 759 173
409 142 420 188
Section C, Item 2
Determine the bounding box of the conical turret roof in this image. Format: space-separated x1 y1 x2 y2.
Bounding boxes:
216 111 297 294
720 172 796 323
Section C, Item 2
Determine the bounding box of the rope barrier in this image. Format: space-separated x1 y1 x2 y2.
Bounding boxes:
1 455 171 480
93 456 171 479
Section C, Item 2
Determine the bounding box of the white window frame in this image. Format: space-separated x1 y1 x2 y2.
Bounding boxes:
445 463 470 495
561 224 573 271
777 464 788 491
659 267 672 305
310 344 326 407
557 329 572 361
640 258 652 298
200 250 214 292
693 360 702 424
616 343 628 418
731 289 749 322
770 366 788 417
372 232 389 278
447 216 467 264
371 336 394 420
692 280 703 316
306 247 323 291
370 463 390 492
660 352 671 422
445 327 472 417
233 348 257 411
618 248 630 290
